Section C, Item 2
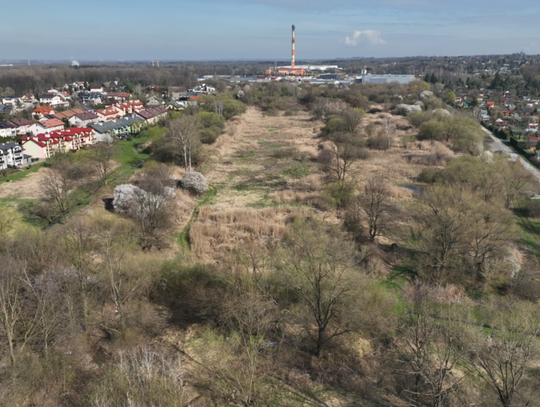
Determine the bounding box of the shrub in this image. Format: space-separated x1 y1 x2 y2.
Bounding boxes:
197 111 225 131
263 107 280 117
417 167 441 183
200 129 219 144
324 181 356 209
367 136 390 150
181 171 208 194
520 199 540 219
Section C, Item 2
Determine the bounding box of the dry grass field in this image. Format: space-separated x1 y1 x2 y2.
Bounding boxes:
188 107 451 260
0 167 50 199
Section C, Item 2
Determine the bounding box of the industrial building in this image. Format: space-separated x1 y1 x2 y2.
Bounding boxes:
356 74 415 84
266 25 341 76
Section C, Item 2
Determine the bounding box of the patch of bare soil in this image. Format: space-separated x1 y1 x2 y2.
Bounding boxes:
0 167 51 200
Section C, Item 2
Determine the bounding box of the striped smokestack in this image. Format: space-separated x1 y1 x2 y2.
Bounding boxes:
291 25 296 69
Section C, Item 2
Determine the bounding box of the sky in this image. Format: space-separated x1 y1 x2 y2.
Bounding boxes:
1 0 539 61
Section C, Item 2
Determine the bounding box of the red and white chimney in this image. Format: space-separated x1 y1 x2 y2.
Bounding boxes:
292 25 296 69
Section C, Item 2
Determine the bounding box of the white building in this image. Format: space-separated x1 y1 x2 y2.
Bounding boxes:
0 142 28 170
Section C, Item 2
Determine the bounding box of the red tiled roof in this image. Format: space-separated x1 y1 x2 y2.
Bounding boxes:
22 139 46 148
38 118 64 128
33 106 57 114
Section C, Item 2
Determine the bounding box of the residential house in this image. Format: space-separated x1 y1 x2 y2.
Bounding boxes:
21 128 96 159
169 96 198 109
496 118 508 128
21 134 61 159
78 92 103 105
0 142 28 170
36 118 65 134
2 96 20 107
96 107 124 122
0 104 13 116
53 108 85 122
146 95 163 107
90 116 143 141
20 94 36 104
0 121 17 138
528 137 539 150
8 119 38 136
32 106 57 119
115 100 144 114
89 85 103 93
39 93 69 108
136 106 167 125
106 92 131 102
69 111 99 127
50 128 97 150
190 84 217 95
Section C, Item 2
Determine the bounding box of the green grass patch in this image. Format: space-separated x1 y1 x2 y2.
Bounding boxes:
0 162 45 185
257 141 282 149
0 197 47 228
236 149 256 162
282 163 311 179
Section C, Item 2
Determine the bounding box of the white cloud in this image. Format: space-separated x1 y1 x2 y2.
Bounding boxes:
345 30 385 46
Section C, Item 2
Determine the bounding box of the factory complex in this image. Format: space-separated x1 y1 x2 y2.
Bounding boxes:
255 25 417 85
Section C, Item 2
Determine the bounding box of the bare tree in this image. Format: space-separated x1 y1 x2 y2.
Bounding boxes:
113 183 174 249
394 287 464 407
274 219 360 358
466 328 539 407
89 141 117 185
168 115 200 171
341 109 364 133
0 256 39 366
62 217 96 330
346 177 395 242
502 160 536 209
42 167 75 221
91 346 187 407
326 142 360 183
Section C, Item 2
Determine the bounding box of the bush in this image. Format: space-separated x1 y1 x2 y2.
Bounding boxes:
356 148 371 160
200 129 219 144
417 167 441 184
367 136 390 150
263 107 280 117
271 148 296 159
181 171 208 194
324 181 356 209
520 199 540 219
197 111 225 131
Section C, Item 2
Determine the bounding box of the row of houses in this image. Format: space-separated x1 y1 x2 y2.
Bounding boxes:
0 100 161 138
0 105 167 170
20 128 97 159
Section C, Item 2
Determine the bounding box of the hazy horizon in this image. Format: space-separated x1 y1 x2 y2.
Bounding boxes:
1 0 539 61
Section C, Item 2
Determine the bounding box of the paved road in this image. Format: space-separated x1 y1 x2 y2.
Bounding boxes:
482 128 540 183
